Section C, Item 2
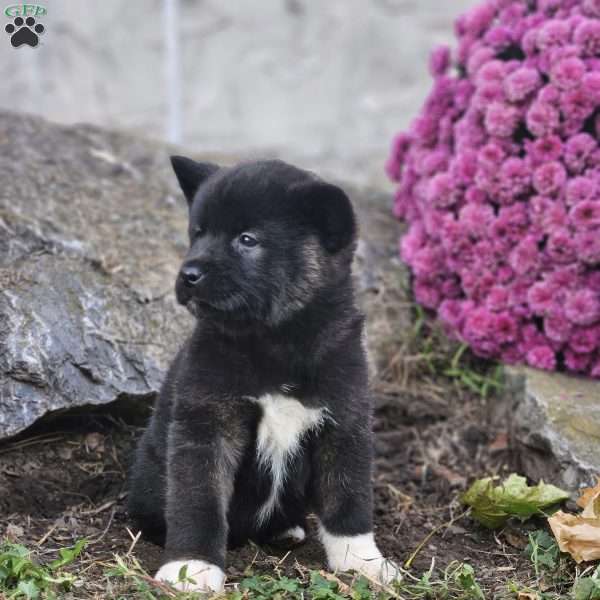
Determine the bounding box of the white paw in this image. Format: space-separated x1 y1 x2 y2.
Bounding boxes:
274 525 306 544
155 559 225 592
319 528 401 584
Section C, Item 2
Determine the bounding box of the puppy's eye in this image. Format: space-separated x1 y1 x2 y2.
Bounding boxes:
239 233 258 248
192 225 204 238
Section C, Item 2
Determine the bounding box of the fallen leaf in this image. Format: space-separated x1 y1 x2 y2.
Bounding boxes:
5 523 24 540
517 592 540 600
548 510 600 563
577 478 600 513
433 464 467 488
489 432 509 452
504 529 528 549
461 474 569 529
85 432 105 453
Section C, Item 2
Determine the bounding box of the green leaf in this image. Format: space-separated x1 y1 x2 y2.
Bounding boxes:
17 579 40 599
454 564 485 599
461 474 570 529
574 577 600 600
48 539 87 571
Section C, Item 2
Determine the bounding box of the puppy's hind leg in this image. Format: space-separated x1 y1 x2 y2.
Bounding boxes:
127 431 166 546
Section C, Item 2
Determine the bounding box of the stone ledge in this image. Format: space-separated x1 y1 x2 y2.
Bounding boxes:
507 366 600 491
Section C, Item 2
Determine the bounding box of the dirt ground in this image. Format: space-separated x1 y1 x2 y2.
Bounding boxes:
0 364 541 598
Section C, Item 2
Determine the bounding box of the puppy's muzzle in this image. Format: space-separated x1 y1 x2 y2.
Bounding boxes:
179 262 208 287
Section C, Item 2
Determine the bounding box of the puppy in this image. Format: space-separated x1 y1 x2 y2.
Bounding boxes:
127 157 399 592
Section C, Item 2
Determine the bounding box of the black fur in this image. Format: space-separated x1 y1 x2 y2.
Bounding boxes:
128 158 375 571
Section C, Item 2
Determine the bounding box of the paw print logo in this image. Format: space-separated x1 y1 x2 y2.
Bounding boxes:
5 16 44 48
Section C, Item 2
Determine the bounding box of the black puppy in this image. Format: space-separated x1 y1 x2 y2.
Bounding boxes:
128 157 398 592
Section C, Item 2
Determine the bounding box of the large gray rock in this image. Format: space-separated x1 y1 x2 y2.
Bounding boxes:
0 111 403 439
509 367 600 490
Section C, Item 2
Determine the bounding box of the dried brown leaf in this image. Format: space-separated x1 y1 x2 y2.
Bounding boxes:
548 510 600 563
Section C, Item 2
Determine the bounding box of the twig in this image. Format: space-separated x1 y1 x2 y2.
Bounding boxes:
0 434 65 455
80 499 117 515
125 527 142 556
36 524 57 547
404 508 471 570
88 508 116 544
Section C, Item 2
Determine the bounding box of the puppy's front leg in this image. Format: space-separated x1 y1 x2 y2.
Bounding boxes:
155 415 240 593
312 421 400 584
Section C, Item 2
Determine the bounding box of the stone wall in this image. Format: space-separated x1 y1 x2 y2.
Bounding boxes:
0 0 473 186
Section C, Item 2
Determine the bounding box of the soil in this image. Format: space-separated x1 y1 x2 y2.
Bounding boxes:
0 376 537 598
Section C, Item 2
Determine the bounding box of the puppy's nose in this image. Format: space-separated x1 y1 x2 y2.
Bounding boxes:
180 264 206 287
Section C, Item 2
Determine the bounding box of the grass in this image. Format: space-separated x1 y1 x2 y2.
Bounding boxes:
5 521 600 599
5 532 599 600
0 537 492 600
0 539 86 599
375 299 504 403
0 541 492 600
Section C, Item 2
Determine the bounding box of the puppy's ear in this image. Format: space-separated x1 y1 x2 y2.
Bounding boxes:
170 156 220 204
293 180 357 254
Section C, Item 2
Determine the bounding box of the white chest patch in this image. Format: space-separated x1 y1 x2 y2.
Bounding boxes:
250 393 325 525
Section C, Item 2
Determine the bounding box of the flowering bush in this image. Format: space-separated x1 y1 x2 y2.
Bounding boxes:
386 0 600 376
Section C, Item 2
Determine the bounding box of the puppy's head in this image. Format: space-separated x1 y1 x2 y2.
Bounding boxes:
170 156 356 326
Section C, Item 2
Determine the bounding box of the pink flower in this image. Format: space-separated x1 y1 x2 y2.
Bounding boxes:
528 280 557 314
420 149 451 176
545 266 581 290
574 19 600 56
564 349 591 372
561 89 595 124
583 0 600 17
449 151 477 184
537 84 561 104
472 83 505 110
565 289 600 325
505 67 541 101
486 285 509 311
495 312 519 342
387 0 600 378
587 271 600 292
502 345 526 364
547 228 576 264
400 224 426 263
564 133 597 173
532 161 567 196
427 173 460 208
537 20 570 50
478 142 506 170
526 102 559 137
565 177 596 206
582 71 600 102
575 231 600 264
544 310 573 342
569 326 599 353
387 133 412 166
414 281 441 309
485 102 521 137
526 136 563 165
439 299 468 329
499 158 532 202
569 201 600 229
463 307 495 341
550 57 587 89
459 204 495 238
484 25 513 50
526 345 557 370
509 236 541 275
412 246 444 278
429 45 451 77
